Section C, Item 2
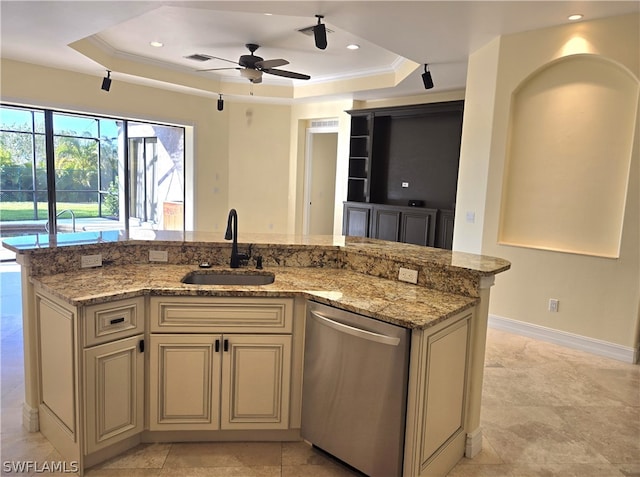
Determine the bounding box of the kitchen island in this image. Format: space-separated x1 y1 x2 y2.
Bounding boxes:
3 230 509 477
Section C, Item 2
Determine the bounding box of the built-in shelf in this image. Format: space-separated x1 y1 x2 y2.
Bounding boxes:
344 101 464 249
347 112 374 203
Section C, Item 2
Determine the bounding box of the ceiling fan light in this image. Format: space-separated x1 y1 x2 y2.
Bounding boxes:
240 68 262 82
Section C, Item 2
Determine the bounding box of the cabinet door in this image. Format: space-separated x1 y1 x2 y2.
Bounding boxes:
342 203 372 237
37 295 76 437
420 317 470 469
84 334 144 454
401 208 437 247
435 209 455 250
149 334 222 431
371 206 401 242
221 335 291 430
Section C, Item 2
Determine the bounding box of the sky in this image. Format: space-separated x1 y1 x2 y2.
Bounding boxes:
0 106 120 140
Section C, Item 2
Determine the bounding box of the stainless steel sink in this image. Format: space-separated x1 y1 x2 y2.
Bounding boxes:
181 271 275 285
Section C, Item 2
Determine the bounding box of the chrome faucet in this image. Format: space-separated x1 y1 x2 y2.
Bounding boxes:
224 208 249 268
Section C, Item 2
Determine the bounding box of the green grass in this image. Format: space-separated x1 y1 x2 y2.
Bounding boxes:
0 202 99 221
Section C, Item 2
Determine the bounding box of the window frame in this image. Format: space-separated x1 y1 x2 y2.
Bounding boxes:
0 103 186 235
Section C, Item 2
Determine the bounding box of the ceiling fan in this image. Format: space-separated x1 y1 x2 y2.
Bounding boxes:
196 44 311 84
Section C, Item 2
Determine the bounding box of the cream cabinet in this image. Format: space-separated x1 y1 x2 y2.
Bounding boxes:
84 334 144 453
221 334 291 430
149 334 221 431
404 309 473 477
36 292 79 464
35 292 145 475
149 297 293 432
82 297 145 454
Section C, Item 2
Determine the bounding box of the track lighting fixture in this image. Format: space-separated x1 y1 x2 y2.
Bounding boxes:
101 70 112 92
314 15 327 50
217 94 224 111
422 64 434 90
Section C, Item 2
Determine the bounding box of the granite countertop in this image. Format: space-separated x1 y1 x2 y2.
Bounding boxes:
9 230 510 329
31 264 478 330
4 230 511 276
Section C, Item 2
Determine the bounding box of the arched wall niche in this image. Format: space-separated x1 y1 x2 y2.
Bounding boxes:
498 54 639 258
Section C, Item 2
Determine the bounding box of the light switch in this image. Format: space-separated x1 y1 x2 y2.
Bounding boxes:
466 211 476 223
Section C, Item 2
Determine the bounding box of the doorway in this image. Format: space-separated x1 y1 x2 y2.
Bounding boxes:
303 127 338 235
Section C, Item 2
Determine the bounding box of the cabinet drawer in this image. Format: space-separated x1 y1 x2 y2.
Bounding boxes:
150 297 293 333
84 297 145 347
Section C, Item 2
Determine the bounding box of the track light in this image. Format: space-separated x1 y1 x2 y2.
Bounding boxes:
422 64 434 90
101 70 112 92
314 15 327 50
217 94 224 111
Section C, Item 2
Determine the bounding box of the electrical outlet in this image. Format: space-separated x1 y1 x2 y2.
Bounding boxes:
398 267 418 284
149 250 168 262
548 298 559 312
81 254 102 268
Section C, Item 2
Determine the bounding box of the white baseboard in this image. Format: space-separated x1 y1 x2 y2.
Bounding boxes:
465 428 483 458
22 403 39 432
488 314 639 364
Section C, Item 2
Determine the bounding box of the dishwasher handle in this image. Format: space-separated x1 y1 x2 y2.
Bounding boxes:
309 310 401 346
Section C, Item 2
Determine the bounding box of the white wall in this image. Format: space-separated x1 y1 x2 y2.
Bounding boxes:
455 14 640 352
226 101 291 234
500 55 637 258
453 38 501 254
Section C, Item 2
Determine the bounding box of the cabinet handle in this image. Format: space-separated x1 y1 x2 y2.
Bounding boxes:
223 339 229 352
215 339 220 353
138 339 144 353
110 317 125 325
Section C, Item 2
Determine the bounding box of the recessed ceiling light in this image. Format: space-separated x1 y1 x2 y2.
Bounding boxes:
150 41 164 48
264 13 273 16
346 44 360 50
568 14 584 21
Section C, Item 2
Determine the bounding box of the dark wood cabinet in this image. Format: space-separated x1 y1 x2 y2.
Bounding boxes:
371 207 401 242
435 209 455 250
345 101 463 250
342 203 372 237
344 202 442 248
401 207 437 247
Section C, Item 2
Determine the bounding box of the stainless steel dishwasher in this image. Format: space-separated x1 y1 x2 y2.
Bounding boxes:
301 301 410 477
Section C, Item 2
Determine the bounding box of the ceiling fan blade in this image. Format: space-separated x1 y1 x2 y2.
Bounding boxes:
264 68 311 80
197 67 240 72
255 59 289 69
205 55 240 65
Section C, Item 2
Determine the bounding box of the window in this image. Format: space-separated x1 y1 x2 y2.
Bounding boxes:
0 108 47 224
0 105 185 237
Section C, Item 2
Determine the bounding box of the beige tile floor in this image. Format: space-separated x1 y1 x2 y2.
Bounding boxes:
1 262 638 476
